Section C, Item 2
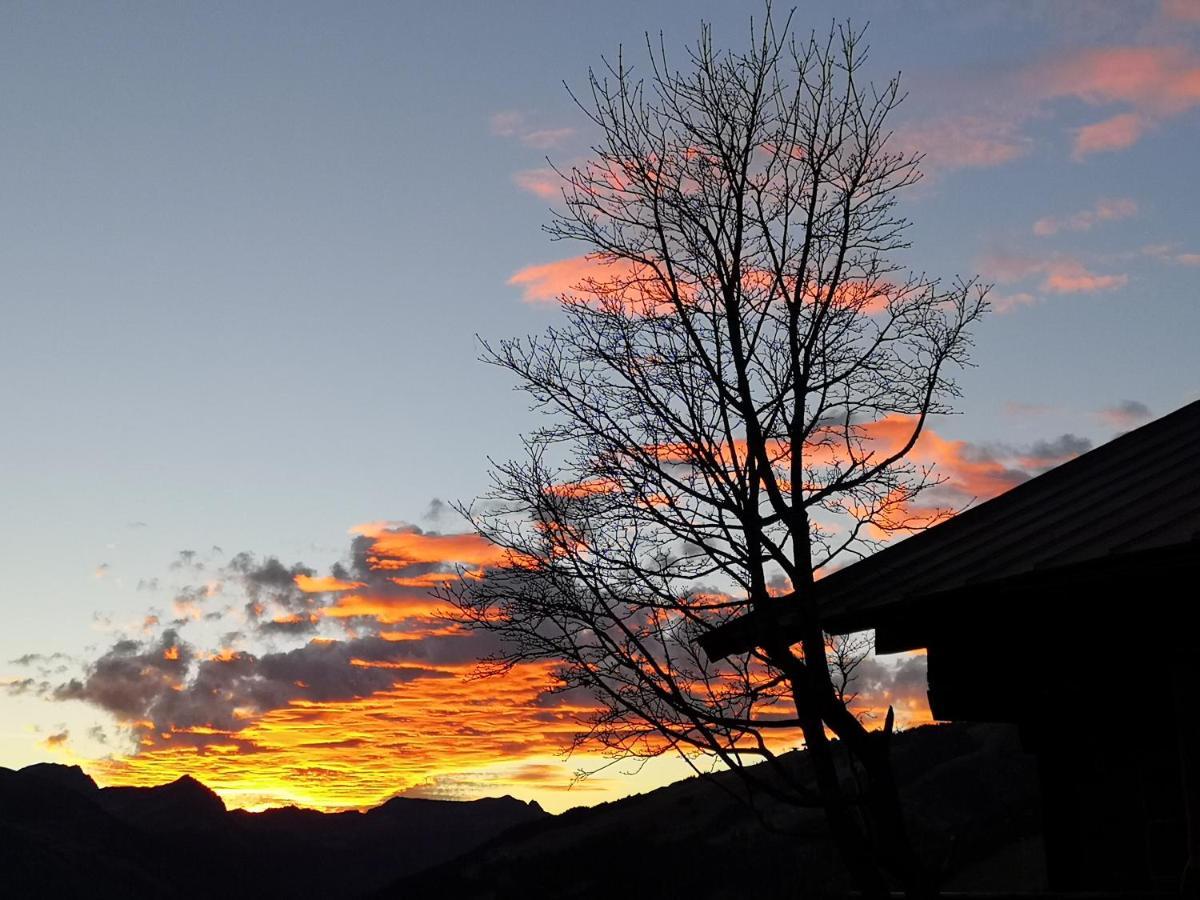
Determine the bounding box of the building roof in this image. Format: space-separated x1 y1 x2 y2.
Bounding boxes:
699 398 1200 661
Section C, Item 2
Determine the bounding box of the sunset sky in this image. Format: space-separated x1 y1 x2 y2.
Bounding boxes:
2 0 1198 814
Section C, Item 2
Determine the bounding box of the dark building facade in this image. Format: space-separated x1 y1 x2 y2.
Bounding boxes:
702 399 1200 893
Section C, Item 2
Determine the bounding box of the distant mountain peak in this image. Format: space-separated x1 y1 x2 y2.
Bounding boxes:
163 773 225 808
18 762 98 795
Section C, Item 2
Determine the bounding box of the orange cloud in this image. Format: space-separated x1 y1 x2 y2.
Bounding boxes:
390 571 474 588
41 730 70 750
507 255 643 306
638 415 1061 519
294 574 364 593
352 524 512 569
53 403 1083 820
87 660 605 813
322 593 446 625
545 477 624 499
509 255 890 318
856 416 1027 502
509 255 601 304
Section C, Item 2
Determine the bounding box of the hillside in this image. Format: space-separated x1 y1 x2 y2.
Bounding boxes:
379 722 1046 899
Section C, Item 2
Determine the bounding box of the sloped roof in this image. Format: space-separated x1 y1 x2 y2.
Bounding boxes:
699 398 1200 661
816 397 1200 630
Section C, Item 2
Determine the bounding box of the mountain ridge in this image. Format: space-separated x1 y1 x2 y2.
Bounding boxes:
2 722 1043 898
0 761 547 898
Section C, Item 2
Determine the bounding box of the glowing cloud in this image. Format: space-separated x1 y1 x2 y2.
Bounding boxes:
353 523 514 568
507 255 634 305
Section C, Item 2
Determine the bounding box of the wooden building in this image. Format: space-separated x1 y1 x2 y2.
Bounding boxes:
701 399 1200 893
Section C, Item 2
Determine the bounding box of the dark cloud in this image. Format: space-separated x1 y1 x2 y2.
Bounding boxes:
225 553 321 635
171 584 217 624
36 526 514 752
844 651 930 721
50 631 458 736
1096 399 1152 429
960 432 1090 469
423 498 449 522
170 550 203 572
3 677 40 696
1025 433 1091 461
256 614 321 637
11 652 69 667
54 630 192 720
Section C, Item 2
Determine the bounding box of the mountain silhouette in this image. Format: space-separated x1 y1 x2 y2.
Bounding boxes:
2 723 1042 898
0 763 546 898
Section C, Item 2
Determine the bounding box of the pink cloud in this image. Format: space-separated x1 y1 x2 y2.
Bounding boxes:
508 255 618 305
512 168 561 199
1095 399 1153 428
489 111 575 149
893 115 1030 172
1142 243 1200 265
489 111 524 138
991 291 1039 314
1027 45 1200 157
520 128 575 149
895 40 1200 169
1071 112 1146 159
1036 46 1200 113
982 253 1128 295
1041 260 1128 293
1162 0 1200 22
1003 401 1056 417
1033 197 1137 235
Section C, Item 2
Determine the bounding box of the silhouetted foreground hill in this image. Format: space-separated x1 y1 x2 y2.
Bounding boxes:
2 723 1042 899
0 763 545 898
379 723 1045 900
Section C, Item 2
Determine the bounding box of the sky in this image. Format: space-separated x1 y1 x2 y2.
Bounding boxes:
1 0 1198 814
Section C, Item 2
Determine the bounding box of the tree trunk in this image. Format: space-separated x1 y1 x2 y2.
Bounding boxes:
796 706 890 898
824 701 936 898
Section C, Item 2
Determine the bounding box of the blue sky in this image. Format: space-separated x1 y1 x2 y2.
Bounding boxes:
1 1 1197 805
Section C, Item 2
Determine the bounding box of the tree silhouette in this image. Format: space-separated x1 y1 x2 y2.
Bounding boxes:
450 9 987 896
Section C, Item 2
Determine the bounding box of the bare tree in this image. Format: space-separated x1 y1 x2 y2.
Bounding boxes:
449 9 986 896
827 631 874 709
